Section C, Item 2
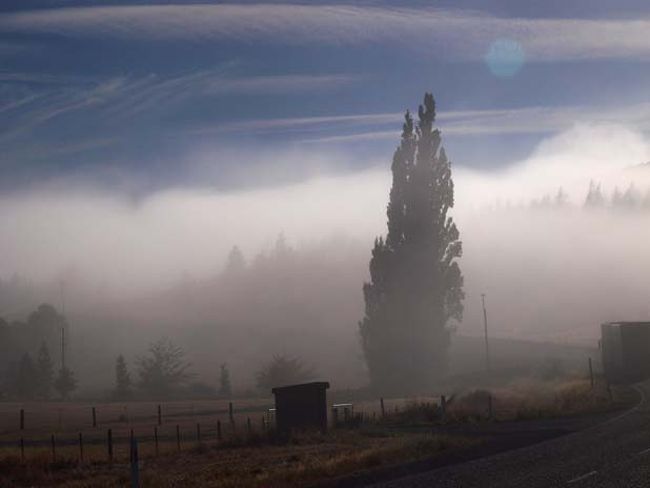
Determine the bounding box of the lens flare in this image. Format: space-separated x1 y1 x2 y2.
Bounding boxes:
485 38 525 77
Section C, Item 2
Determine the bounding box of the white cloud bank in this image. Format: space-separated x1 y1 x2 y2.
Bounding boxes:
1 5 650 61
0 123 648 291
2 123 650 344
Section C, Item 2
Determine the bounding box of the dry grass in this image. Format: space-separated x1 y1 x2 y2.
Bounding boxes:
447 377 616 421
0 377 620 487
0 429 473 487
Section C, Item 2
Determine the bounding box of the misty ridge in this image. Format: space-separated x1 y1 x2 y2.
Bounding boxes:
1 121 650 397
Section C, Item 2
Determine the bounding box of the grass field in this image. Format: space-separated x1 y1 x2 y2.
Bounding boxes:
0 377 622 487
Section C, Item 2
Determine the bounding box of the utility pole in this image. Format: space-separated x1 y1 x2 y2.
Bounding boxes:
61 326 65 369
482 294 490 373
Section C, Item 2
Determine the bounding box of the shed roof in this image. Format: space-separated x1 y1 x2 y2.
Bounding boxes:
271 381 330 395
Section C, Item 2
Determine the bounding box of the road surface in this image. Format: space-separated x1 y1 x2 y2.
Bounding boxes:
373 381 650 487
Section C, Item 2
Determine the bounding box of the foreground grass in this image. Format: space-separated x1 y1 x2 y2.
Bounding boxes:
0 378 623 487
0 429 473 487
447 378 618 422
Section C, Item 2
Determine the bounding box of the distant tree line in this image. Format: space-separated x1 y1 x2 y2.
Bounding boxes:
504 182 650 211
112 337 313 400
0 304 77 400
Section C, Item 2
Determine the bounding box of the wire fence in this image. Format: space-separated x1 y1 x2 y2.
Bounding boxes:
0 395 446 464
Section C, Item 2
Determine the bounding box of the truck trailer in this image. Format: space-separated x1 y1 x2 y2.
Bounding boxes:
601 321 650 383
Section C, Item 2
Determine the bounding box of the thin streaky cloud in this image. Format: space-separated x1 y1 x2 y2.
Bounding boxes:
192 108 557 135
294 103 650 142
0 70 358 142
2 5 650 61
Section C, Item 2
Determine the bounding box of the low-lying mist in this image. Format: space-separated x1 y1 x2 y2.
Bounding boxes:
1 123 650 392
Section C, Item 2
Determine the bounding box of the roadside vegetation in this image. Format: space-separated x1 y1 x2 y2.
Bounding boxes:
0 376 629 487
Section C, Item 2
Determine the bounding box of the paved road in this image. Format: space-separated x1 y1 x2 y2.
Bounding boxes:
373 381 650 487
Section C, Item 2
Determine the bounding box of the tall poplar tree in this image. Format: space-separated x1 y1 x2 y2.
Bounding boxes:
359 93 464 392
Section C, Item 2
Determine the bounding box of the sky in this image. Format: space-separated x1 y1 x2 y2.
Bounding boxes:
1 1 650 196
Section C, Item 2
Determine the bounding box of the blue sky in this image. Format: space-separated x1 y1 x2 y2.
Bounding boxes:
1 1 650 194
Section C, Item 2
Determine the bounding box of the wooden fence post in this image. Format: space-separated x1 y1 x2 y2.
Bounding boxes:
50 434 56 463
92 407 97 428
157 404 162 426
380 398 385 418
441 395 447 422
130 436 140 488
107 428 113 463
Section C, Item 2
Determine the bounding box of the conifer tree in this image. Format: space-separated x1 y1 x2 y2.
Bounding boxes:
218 363 232 398
114 354 132 399
36 342 54 399
585 181 605 207
15 352 38 399
359 93 464 392
54 366 77 400
223 246 246 276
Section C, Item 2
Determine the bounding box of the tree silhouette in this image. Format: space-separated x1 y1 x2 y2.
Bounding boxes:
15 353 38 399
223 246 246 276
54 366 77 400
114 354 132 399
36 342 54 399
585 181 605 207
255 354 314 392
136 338 192 397
218 363 232 398
359 93 464 393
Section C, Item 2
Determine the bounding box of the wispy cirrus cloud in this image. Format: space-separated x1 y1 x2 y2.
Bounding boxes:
1 4 650 61
255 102 650 143
0 69 357 144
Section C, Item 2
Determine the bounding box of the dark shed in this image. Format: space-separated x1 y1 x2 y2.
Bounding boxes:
271 381 330 434
601 322 650 383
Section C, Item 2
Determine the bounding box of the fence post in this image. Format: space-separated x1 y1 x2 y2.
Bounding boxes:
217 420 222 441
20 409 24 430
107 428 113 463
79 432 84 462
589 357 594 389
130 436 140 488
154 426 159 456
380 398 385 418
441 395 447 422
50 434 56 463
129 431 134 462
176 425 181 452
92 407 97 428
488 394 493 419
157 404 162 426
20 438 24 463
